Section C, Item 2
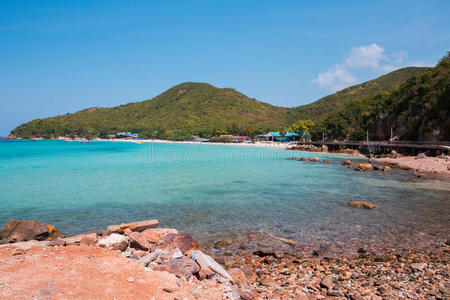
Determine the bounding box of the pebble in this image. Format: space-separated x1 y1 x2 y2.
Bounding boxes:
320 276 334 290
260 278 277 287
410 262 427 271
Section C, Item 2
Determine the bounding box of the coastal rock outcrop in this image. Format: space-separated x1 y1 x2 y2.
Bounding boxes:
290 157 320 162
1 218 449 299
0 220 64 244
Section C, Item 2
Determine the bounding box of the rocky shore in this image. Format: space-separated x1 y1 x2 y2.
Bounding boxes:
1 219 449 299
209 232 449 299
290 151 450 179
374 155 450 179
287 144 361 156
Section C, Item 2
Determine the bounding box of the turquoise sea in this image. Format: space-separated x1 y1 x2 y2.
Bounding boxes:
0 140 449 251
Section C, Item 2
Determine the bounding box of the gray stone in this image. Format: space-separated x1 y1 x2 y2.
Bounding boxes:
191 250 232 282
139 249 168 266
95 233 128 251
171 248 183 259
121 250 132 258
231 285 240 299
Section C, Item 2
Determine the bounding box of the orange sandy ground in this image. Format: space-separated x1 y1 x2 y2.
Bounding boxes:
0 244 225 299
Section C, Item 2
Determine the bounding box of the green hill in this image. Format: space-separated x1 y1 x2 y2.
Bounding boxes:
12 82 292 140
12 67 432 140
318 53 449 141
291 67 428 121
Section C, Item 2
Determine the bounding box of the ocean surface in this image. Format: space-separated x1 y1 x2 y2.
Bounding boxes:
1 140 449 251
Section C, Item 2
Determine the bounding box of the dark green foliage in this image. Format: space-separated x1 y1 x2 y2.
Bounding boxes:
318 54 449 141
13 65 440 141
291 67 428 121
13 82 292 140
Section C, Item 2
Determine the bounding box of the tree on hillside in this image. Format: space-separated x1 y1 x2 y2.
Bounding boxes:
279 126 286 137
289 120 315 135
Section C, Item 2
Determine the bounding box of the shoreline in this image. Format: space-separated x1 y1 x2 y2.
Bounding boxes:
6 137 450 178
1 219 448 299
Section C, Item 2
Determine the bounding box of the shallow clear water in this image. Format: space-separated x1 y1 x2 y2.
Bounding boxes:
0 140 449 250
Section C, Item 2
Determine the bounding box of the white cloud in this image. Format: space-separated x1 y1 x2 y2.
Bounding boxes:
345 43 385 68
314 44 430 92
313 65 357 92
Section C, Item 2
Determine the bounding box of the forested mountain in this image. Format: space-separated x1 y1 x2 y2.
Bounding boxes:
12 63 441 141
12 83 293 140
315 53 449 141
291 67 428 121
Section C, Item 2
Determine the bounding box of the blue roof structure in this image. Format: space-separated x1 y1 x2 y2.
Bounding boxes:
259 131 300 137
257 130 310 142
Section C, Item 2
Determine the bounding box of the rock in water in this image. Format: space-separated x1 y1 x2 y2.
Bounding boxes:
349 163 372 172
383 165 392 172
0 220 65 244
154 258 200 278
191 250 233 282
345 201 378 209
95 233 128 251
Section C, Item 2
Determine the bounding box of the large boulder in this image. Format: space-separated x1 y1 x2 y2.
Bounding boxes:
129 228 179 251
0 220 65 244
154 258 200 278
129 232 151 251
154 233 198 252
105 219 159 235
95 233 129 251
141 228 178 243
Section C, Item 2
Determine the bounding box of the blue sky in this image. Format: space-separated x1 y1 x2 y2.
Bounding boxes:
1 0 449 136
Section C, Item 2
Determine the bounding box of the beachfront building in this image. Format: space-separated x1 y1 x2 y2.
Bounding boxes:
257 131 302 142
